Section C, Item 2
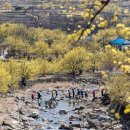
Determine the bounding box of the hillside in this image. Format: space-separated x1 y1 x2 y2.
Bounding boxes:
0 0 130 30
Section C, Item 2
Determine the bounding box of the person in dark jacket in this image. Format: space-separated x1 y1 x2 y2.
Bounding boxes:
77 89 80 98
85 90 88 98
80 89 84 98
101 89 105 96
51 90 54 98
37 92 42 102
55 89 58 97
72 89 75 98
31 92 35 101
92 90 96 102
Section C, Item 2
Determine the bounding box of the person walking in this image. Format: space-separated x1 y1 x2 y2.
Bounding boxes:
21 76 26 89
101 89 105 96
81 89 84 98
31 92 35 101
85 90 88 98
92 90 96 101
37 92 42 102
68 90 71 99
77 89 80 98
55 89 58 97
72 89 75 98
51 90 54 98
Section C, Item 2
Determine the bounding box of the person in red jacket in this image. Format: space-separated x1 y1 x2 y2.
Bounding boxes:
92 90 96 99
68 90 71 99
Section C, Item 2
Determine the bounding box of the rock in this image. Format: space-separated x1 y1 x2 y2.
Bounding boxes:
25 100 31 105
46 126 54 129
69 115 80 121
12 120 19 124
14 98 19 102
59 109 68 115
59 124 73 130
2 119 14 129
86 118 99 129
2 126 14 130
71 123 81 128
60 97 65 100
39 107 45 111
48 119 53 122
51 112 56 115
15 96 20 100
102 122 111 128
93 108 101 112
74 110 79 114
74 105 85 111
47 92 50 94
42 118 48 122
21 97 25 101
17 108 25 115
54 121 59 125
31 105 39 109
88 113 99 119
28 111 39 118
113 125 122 129
10 115 20 120
97 114 112 121
72 128 80 130
20 115 34 122
28 126 36 130
44 110 48 112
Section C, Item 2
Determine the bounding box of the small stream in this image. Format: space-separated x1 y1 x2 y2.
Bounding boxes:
32 90 75 130
31 85 99 130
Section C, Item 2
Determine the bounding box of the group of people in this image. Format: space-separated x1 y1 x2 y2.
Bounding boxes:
31 90 58 102
68 89 88 99
68 88 97 100
31 88 97 104
31 91 42 102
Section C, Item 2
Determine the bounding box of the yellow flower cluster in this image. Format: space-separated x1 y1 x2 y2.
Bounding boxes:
121 65 130 73
124 104 130 114
115 113 121 120
101 71 108 78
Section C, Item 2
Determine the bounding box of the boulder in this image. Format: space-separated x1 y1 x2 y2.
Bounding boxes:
113 125 123 129
2 119 14 129
59 109 68 115
48 119 53 122
69 115 80 121
21 97 25 101
46 125 54 129
17 108 25 115
59 124 73 130
20 115 34 122
74 106 85 111
42 118 48 122
60 97 65 100
71 123 81 128
102 122 111 128
28 111 39 119
97 114 112 121
25 100 32 105
86 118 99 129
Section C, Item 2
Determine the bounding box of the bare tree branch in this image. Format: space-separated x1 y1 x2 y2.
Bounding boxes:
76 0 111 42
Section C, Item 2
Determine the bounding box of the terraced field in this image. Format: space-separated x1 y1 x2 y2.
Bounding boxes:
0 0 129 30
